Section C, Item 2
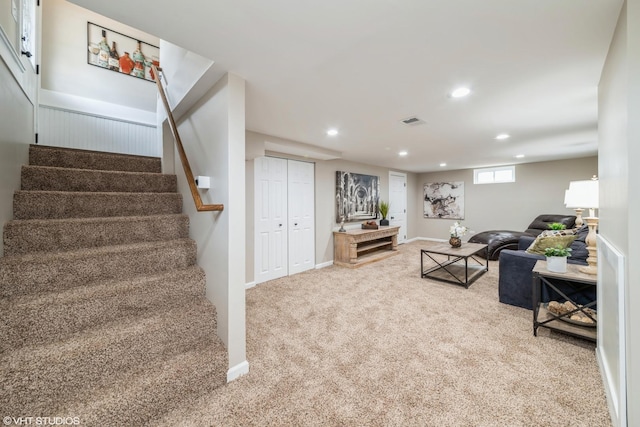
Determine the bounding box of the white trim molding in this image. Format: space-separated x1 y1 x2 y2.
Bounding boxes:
245 281 256 289
39 89 156 126
227 360 250 382
315 260 334 269
406 237 447 243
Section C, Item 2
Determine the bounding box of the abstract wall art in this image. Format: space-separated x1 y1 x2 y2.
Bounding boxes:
336 171 380 223
423 182 464 219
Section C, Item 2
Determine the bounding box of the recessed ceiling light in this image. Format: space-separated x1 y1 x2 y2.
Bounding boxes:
327 128 338 136
440 163 447 167
398 151 408 156
495 133 510 140
451 87 471 98
515 154 525 159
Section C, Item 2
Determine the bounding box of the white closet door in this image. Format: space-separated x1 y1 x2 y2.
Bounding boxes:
255 157 288 284
389 171 407 243
288 160 315 275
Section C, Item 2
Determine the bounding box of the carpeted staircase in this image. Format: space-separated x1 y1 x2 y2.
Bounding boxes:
0 145 228 425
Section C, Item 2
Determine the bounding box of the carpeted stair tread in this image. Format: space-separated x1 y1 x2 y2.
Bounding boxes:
13 190 182 220
29 144 161 173
0 266 206 352
0 238 197 297
3 214 189 256
67 337 228 426
21 165 177 193
0 299 219 417
1 144 229 422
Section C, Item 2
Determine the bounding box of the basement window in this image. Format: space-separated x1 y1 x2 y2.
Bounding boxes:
473 165 515 184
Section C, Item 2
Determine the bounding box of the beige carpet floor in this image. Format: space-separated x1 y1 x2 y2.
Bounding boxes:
153 240 611 427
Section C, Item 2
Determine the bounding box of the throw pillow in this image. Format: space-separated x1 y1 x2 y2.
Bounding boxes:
539 228 576 238
526 234 577 255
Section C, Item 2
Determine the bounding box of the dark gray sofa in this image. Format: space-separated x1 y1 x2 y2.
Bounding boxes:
497 224 592 309
468 214 577 261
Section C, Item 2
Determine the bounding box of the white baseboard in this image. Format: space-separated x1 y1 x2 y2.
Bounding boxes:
227 360 250 382
245 281 256 289
315 260 334 269
406 237 446 243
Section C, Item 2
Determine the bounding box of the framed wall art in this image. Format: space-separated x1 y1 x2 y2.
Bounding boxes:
87 22 159 82
336 171 380 223
423 182 465 219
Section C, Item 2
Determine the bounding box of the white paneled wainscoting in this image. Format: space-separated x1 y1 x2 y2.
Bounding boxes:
38 90 160 157
597 235 627 427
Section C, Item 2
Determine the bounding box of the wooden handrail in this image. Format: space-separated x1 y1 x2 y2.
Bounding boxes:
152 65 223 212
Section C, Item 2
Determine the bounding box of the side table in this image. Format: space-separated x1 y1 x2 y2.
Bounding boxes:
532 260 597 342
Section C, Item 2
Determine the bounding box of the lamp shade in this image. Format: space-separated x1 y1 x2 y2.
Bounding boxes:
564 180 599 209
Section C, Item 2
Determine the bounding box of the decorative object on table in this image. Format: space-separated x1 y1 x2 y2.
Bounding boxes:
361 220 379 230
424 182 464 219
338 216 346 232
87 22 159 82
449 221 467 248
335 171 380 223
546 301 597 326
379 200 390 226
563 177 599 275
544 245 572 273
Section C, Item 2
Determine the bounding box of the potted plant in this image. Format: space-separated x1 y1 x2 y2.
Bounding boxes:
379 201 390 226
544 245 572 273
548 222 567 230
449 221 468 248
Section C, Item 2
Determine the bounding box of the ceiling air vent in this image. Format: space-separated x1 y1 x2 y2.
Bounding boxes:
401 116 425 126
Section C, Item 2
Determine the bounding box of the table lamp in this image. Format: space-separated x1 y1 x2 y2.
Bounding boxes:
564 178 599 275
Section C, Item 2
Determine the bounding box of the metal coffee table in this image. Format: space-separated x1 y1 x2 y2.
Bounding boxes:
420 242 488 288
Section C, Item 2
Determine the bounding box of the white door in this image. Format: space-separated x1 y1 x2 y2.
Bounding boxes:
255 157 288 284
288 160 315 275
389 171 407 243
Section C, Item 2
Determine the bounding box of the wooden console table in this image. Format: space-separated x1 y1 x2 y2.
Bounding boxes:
333 226 400 268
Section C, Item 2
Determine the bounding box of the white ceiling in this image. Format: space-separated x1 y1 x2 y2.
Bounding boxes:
69 0 623 173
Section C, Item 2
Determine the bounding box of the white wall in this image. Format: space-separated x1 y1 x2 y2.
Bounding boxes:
598 1 639 425
41 0 158 112
627 1 640 423
0 59 33 257
160 44 247 377
38 0 159 154
1 0 37 257
414 157 598 240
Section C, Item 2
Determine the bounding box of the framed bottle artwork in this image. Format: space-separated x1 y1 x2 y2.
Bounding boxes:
87 22 160 83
